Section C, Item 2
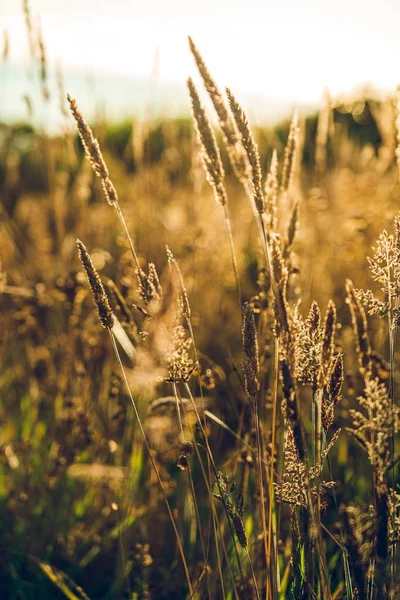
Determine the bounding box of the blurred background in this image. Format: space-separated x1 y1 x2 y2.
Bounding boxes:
0 1 399 599
2 0 400 126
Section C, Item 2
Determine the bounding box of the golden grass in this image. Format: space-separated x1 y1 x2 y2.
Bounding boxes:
0 24 400 600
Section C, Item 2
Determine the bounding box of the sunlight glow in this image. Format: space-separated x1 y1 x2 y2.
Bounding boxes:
2 0 400 104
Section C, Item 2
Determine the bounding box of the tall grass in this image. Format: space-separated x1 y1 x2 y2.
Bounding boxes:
0 10 399 600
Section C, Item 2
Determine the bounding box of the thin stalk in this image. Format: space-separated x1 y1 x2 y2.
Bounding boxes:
116 505 133 599
113 201 147 288
315 389 323 506
386 246 395 489
184 305 245 598
222 203 242 308
183 382 247 592
110 332 193 596
192 438 231 600
245 547 261 600
185 317 232 597
310 391 317 596
242 180 287 335
312 398 316 466
387 250 396 599
255 302 271 599
172 382 210 598
244 160 330 598
189 568 208 600
267 338 280 600
326 455 354 600
367 559 375 600
314 388 323 597
389 322 397 599
253 393 268 595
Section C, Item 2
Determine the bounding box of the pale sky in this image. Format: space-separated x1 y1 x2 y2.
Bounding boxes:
2 0 400 103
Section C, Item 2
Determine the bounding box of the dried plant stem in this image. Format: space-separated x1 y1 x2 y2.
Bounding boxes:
245 547 261 600
315 389 323 516
191 437 233 600
180 307 237 598
115 505 132 599
282 362 331 598
225 89 288 328
112 202 150 302
253 394 268 593
109 332 193 597
389 332 397 600
243 178 288 335
223 204 242 307
172 383 210 598
367 561 375 600
255 309 273 600
266 338 280 600
386 249 396 597
313 388 324 595
312 397 316 466
183 382 247 592
189 410 245 600
114 202 142 277
326 456 354 599
183 311 231 595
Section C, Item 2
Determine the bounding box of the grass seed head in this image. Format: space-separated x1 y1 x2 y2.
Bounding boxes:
188 37 249 180
242 302 260 396
264 149 279 232
318 299 337 388
226 87 264 215
67 94 118 206
281 110 300 194
77 239 114 329
187 77 227 206
346 279 372 378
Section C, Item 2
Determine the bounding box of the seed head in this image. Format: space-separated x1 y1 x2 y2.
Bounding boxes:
346 279 371 377
242 302 259 396
67 94 118 206
77 239 114 329
187 77 227 206
226 88 264 215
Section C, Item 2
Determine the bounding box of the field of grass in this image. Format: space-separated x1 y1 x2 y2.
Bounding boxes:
0 10 400 600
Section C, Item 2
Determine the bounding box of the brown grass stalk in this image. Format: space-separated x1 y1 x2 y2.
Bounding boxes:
183 382 249 594
111 334 194 597
77 240 193 596
187 78 242 306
